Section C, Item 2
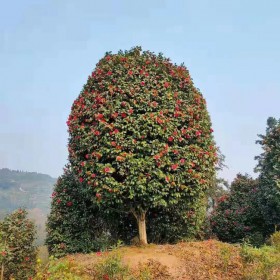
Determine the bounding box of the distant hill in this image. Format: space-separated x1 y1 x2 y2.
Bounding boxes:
0 168 56 244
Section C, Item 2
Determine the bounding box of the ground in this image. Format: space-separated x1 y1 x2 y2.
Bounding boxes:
36 240 280 279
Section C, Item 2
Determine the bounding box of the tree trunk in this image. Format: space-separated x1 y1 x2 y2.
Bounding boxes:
131 208 148 245
0 262 4 280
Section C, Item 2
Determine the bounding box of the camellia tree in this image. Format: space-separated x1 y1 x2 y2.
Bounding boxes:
210 174 264 244
67 47 217 244
255 117 280 236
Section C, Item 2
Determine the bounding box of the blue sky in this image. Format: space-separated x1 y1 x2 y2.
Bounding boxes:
0 0 279 182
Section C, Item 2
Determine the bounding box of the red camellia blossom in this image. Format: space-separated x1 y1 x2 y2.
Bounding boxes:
91 173 96 178
141 81 145 86
128 108 133 114
57 199 61 204
67 201 73 207
168 136 173 142
96 193 101 198
164 82 170 88
79 177 83 183
121 113 127 118
180 159 185 164
94 130 101 136
195 130 201 137
171 164 178 170
104 167 111 173
1 251 7 256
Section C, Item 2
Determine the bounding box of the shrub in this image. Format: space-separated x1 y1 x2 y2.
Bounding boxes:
67 46 217 244
46 167 123 257
0 209 37 280
269 231 280 251
241 243 280 279
210 174 264 244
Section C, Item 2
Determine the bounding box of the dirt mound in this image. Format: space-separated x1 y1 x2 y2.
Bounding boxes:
72 240 243 279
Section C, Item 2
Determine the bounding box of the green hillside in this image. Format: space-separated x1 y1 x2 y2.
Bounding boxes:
0 168 56 244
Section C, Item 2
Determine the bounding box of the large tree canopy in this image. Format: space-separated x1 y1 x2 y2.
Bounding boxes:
67 47 217 244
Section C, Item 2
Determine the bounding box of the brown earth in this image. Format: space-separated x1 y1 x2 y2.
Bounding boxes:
71 240 245 279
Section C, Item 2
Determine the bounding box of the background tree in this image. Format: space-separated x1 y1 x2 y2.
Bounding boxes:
67 47 217 244
255 117 280 236
210 174 264 245
46 166 128 257
0 209 36 279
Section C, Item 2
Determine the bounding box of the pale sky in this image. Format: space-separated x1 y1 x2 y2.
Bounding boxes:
1 0 279 182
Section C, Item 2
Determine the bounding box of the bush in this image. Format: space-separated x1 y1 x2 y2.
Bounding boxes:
269 231 280 251
46 167 124 257
210 174 264 245
0 209 37 280
241 243 280 279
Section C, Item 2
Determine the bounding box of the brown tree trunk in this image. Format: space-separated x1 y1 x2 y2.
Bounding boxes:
0 262 4 280
131 208 148 245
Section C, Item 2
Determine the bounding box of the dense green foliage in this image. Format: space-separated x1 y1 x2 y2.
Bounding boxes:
0 209 37 279
46 168 110 257
67 47 217 243
255 117 280 236
210 174 264 245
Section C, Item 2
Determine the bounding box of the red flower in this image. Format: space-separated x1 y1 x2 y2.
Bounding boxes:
180 159 185 164
116 156 124 161
121 113 127 118
210 128 214 133
141 81 145 86
164 82 170 88
128 70 133 75
96 193 101 198
121 101 126 107
113 129 119 134
171 164 178 170
104 167 111 173
195 131 201 137
168 136 173 142
91 173 96 178
79 177 83 183
107 71 112 75
128 108 133 114
165 176 170 183
57 199 61 204
103 274 110 280
1 251 6 257
85 154 90 159
94 130 101 136
67 201 73 207
96 251 102 256
111 141 117 146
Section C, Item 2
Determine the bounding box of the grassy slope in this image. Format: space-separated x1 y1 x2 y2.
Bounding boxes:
36 240 280 280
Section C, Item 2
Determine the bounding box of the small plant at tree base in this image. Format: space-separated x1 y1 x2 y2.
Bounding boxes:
67 46 217 244
0 209 37 280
